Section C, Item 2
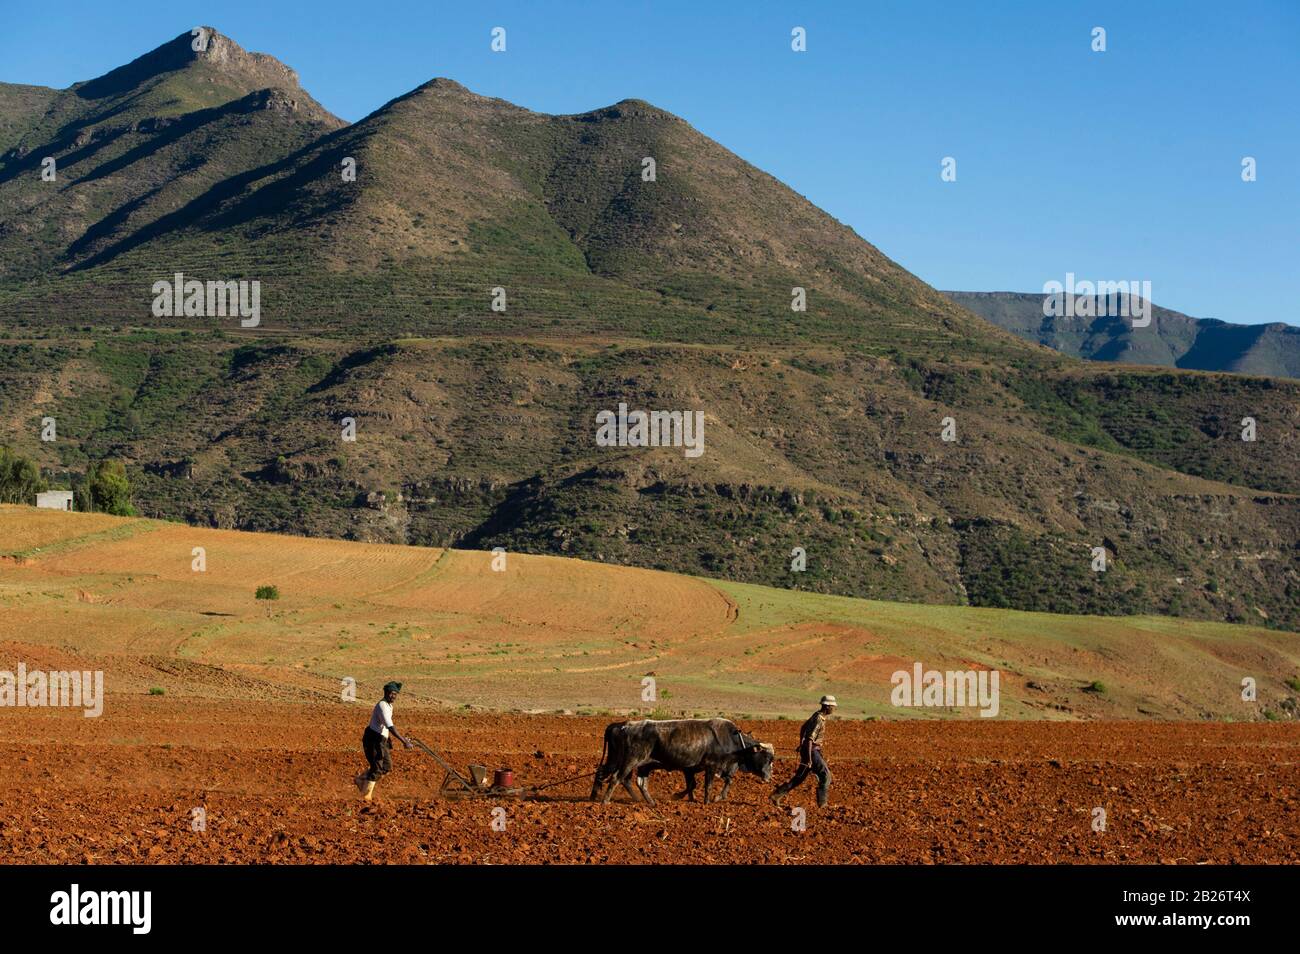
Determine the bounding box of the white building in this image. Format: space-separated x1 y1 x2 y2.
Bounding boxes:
35 490 74 511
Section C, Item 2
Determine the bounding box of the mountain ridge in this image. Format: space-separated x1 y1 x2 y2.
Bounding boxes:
70 26 314 103
946 290 1300 380
1 27 1298 632
1 28 1029 358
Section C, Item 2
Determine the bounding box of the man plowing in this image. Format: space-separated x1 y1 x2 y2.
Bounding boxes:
354 681 412 802
770 694 836 807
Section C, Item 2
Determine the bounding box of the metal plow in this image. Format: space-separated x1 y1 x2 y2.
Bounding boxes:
408 736 594 801
408 737 524 799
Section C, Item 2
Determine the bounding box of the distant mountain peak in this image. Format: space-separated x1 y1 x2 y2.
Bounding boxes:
608 98 678 118
416 77 471 94
945 290 1300 379
188 26 304 88
74 27 306 102
377 76 526 119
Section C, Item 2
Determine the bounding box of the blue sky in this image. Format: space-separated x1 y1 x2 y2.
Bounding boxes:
3 1 1297 325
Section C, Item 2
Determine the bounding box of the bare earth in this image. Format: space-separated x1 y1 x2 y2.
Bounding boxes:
2 506 1297 863
1 699 1295 864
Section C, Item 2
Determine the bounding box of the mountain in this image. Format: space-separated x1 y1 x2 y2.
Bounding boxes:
1 28 1298 632
0 28 341 282
945 291 1300 380
0 83 58 155
1 36 1028 357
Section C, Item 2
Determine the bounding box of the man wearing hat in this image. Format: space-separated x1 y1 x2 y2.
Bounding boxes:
355 681 412 802
770 695 837 807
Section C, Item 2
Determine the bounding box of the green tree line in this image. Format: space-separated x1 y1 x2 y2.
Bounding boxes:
0 446 134 515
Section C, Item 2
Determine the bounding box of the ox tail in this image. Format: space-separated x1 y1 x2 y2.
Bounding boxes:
591 722 619 800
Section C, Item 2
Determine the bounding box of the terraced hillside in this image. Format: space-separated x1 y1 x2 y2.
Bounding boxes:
3 506 1298 720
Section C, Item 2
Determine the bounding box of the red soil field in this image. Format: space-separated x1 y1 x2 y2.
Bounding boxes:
2 698 1296 864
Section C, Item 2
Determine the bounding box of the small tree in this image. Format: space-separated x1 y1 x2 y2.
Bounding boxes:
0 446 48 503
86 459 135 516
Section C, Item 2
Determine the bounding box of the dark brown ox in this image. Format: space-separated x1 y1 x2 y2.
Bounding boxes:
591 718 775 805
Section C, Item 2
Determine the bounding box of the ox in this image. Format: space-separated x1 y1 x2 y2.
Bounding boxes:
591 718 775 805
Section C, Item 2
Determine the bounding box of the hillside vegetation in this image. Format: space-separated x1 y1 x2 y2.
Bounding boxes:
1 28 1297 630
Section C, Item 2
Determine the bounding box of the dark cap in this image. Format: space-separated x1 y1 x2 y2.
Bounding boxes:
383 681 402 694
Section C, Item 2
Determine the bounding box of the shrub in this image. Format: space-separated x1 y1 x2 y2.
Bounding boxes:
86 459 134 515
255 585 280 600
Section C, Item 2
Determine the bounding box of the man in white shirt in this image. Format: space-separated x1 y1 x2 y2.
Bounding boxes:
355 681 412 802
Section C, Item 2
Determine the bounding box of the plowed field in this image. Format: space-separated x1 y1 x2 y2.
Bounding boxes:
1 699 1295 864
2 506 1298 864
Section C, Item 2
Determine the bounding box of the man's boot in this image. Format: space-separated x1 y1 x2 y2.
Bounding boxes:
354 773 368 794
363 780 376 802
770 785 788 806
